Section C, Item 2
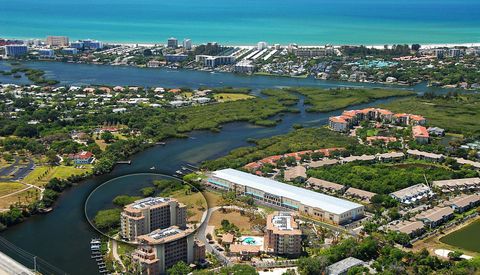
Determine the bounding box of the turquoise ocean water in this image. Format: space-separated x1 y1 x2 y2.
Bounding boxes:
1 0 480 45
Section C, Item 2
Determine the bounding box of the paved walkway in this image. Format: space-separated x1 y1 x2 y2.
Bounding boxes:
111 239 126 271
0 251 33 275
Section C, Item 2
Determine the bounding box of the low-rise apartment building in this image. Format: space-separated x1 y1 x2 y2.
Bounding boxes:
264 212 302 256
387 220 425 237
121 197 187 241
446 194 480 213
412 125 429 144
433 178 480 193
415 207 454 228
390 183 433 204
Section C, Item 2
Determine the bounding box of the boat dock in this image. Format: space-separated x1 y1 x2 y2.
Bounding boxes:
90 238 109 274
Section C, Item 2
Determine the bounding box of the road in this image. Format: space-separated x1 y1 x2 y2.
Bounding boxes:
197 206 243 266
0 251 34 275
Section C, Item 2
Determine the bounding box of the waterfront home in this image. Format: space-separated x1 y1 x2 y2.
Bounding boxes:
329 116 350 132
428 127 445 136
412 125 429 143
409 115 427 125
393 113 410 125
69 151 95 165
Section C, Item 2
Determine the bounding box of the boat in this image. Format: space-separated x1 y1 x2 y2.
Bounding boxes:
175 170 183 175
91 238 101 245
150 166 155 170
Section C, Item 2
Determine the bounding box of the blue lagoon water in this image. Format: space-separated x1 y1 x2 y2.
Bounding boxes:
1 0 480 45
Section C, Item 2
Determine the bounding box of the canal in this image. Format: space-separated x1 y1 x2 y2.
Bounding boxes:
0 61 450 274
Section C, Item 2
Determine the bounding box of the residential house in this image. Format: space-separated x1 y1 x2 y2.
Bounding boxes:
69 151 95 165
326 257 366 275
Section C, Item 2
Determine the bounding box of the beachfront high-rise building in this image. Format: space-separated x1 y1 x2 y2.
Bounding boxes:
257 41 268 50
46 36 69 47
449 48 462 58
120 197 187 241
167 37 178 48
133 226 205 274
4 45 28 57
264 212 303 256
38 49 55 58
183 39 192 50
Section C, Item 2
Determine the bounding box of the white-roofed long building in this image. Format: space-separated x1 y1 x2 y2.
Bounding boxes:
208 169 364 225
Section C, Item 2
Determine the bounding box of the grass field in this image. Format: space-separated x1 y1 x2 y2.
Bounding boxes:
170 189 208 223
213 93 254 102
203 190 223 208
209 209 258 235
0 182 27 197
23 165 92 187
439 219 480 253
380 94 480 136
0 188 39 209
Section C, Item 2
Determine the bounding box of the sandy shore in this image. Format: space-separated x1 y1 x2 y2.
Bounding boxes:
113 42 480 49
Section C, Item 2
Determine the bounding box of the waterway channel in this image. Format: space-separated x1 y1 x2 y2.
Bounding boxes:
0 61 453 274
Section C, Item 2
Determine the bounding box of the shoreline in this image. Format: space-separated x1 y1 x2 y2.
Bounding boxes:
3 35 480 49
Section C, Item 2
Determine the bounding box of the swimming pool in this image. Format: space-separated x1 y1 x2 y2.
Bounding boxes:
242 237 257 245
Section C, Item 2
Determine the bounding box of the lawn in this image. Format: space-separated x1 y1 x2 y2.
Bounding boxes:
439 219 480 253
0 188 39 209
380 94 480 136
366 129 379 137
0 182 27 197
286 87 415 112
23 165 92 187
169 189 208 224
213 93 254 102
202 190 223 208
209 209 259 235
